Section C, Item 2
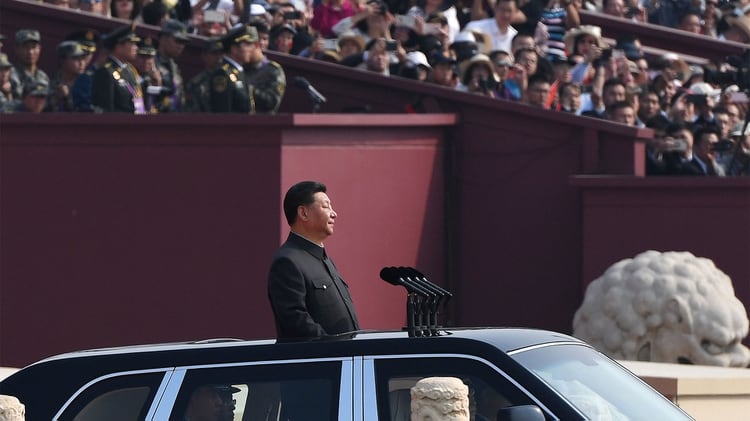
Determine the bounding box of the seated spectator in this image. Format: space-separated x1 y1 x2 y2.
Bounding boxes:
406 0 461 43
248 19 271 51
558 81 581 113
690 126 726 175
356 37 392 75
677 9 703 34
48 41 90 112
525 73 551 108
668 88 695 123
563 25 606 85
398 50 431 81
185 37 224 112
606 99 636 125
723 125 750 175
270 23 297 54
141 0 170 26
10 29 49 101
450 31 480 63
464 0 519 53
14 81 49 113
78 0 106 16
582 77 625 119
111 0 140 20
538 0 580 60
332 0 394 44
689 82 722 130
0 53 14 112
649 121 700 175
510 32 536 56
184 386 223 421
646 0 691 27
133 37 161 114
427 50 457 88
703 0 720 37
338 31 366 60
639 88 665 122
489 49 513 84
311 0 356 39
456 53 499 97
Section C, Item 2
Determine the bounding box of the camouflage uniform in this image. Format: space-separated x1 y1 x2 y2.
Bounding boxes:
9 65 49 100
185 69 213 112
245 57 286 113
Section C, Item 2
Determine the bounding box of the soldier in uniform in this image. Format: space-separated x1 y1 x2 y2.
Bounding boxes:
210 26 257 113
155 19 190 113
185 37 224 112
134 36 162 114
92 25 145 113
9 29 49 100
48 41 90 112
0 53 14 112
66 29 103 112
244 27 286 113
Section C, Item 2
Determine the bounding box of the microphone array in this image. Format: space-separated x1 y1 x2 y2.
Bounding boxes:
379 266 452 337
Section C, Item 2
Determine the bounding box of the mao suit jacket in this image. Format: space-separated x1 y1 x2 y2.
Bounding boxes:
268 233 359 340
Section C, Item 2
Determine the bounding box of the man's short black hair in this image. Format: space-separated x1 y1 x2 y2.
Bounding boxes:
693 125 721 147
283 181 327 226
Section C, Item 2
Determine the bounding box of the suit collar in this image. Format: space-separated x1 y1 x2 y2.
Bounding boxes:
288 232 325 260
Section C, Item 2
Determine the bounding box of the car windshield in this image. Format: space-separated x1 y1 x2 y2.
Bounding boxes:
510 343 691 421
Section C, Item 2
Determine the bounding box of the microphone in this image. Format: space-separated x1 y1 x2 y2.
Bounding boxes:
293 76 327 104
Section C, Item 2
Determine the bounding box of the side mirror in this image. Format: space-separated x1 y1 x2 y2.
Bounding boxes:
496 404 545 421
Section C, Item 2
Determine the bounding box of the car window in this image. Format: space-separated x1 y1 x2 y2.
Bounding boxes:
511 344 691 421
57 372 166 421
373 357 544 421
170 361 342 421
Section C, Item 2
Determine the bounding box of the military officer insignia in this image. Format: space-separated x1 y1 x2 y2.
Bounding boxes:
113 71 121 80
213 75 228 93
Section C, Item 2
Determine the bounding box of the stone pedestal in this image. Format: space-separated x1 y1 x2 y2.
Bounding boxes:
0 395 24 421
410 377 469 421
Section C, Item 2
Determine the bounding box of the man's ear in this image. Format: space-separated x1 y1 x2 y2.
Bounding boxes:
297 205 308 221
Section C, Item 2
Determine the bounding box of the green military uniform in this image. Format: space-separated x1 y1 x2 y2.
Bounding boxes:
245 57 286 114
210 58 252 113
0 53 13 113
209 26 259 113
154 20 189 112
47 41 90 112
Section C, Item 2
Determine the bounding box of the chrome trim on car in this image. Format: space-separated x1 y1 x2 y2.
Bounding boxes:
52 368 173 420
506 341 587 356
145 369 179 420
150 369 186 420
340 358 356 421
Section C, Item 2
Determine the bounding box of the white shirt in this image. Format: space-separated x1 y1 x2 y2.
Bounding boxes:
464 18 517 53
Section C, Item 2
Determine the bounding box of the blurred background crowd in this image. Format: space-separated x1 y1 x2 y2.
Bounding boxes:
1 0 749 174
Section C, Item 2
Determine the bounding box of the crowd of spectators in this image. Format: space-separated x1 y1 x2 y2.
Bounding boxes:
1 0 749 174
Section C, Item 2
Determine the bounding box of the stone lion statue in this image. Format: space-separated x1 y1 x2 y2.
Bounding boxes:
0 395 25 421
573 250 750 367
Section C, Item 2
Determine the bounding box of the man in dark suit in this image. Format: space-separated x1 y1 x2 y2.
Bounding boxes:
92 25 144 113
268 181 359 340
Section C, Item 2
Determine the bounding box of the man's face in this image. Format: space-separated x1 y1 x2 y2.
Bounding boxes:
611 105 636 126
640 93 660 118
367 43 389 73
516 50 537 75
696 132 720 161
232 42 254 64
430 63 453 86
135 55 155 74
527 81 550 108
715 112 731 139
16 41 41 66
494 0 516 28
161 36 186 58
727 104 741 129
63 55 88 75
511 35 534 54
301 192 337 240
274 31 294 53
603 84 626 106
561 86 581 110
23 95 46 113
259 33 270 51
114 40 137 62
603 0 624 17
679 14 702 34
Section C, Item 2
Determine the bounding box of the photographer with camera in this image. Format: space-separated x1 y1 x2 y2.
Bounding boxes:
457 53 500 97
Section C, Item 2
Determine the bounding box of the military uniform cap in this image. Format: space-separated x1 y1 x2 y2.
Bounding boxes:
102 25 141 50
137 36 158 56
222 25 259 49
270 23 297 37
0 53 11 69
57 41 89 59
15 29 41 44
161 19 190 42
23 81 49 97
65 29 100 53
203 37 224 53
